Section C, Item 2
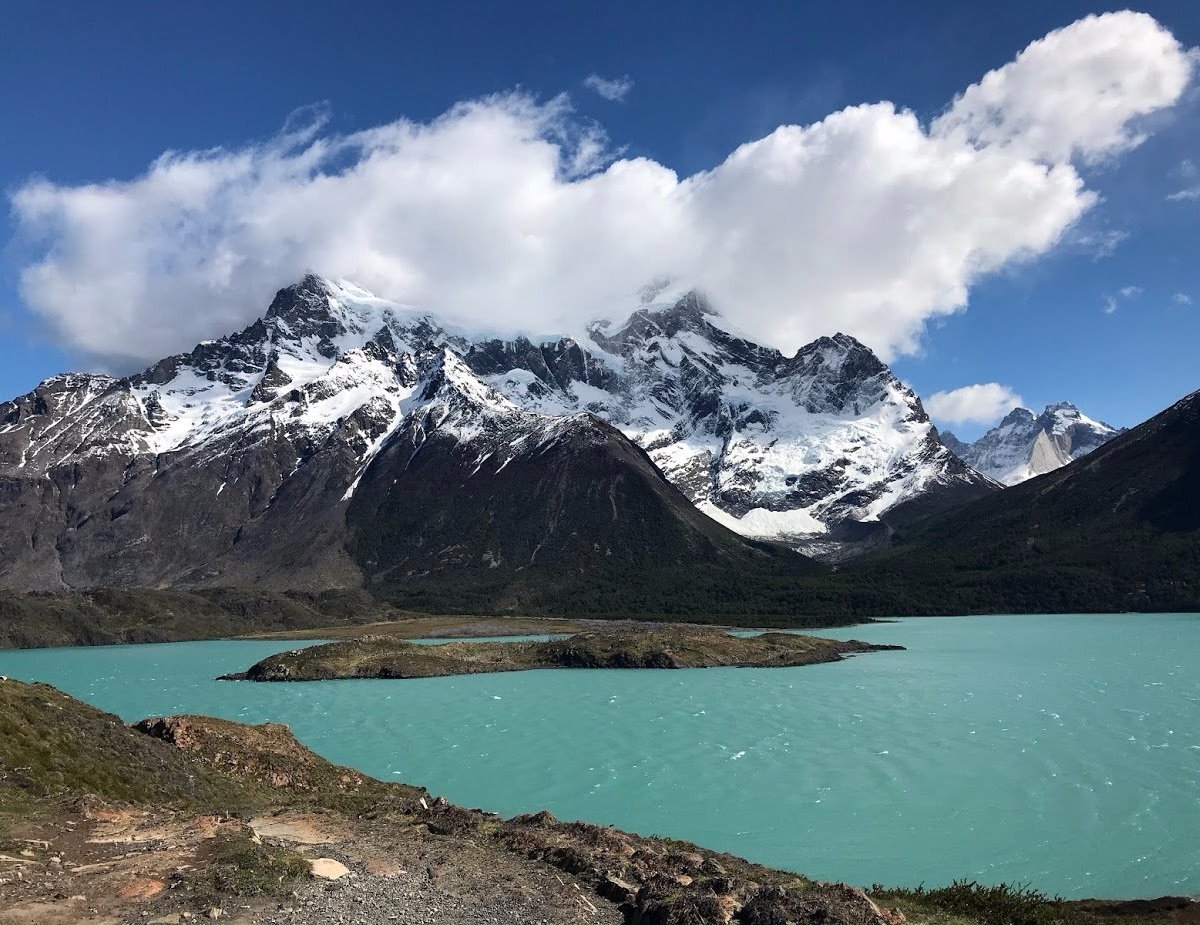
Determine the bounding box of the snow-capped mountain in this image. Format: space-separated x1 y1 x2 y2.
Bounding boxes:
469 288 992 543
941 403 1122 486
0 275 991 591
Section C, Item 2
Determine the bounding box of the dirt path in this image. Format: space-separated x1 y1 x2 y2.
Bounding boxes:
0 802 621 925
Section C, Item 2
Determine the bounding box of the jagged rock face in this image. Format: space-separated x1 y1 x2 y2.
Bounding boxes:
0 277 442 589
473 290 993 540
0 275 990 590
942 403 1122 486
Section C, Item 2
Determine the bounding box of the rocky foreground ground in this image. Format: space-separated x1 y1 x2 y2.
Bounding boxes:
0 678 1196 925
221 627 901 681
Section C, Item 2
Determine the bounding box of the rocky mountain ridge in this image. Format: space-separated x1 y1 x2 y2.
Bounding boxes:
0 275 991 595
477 289 993 541
942 402 1121 486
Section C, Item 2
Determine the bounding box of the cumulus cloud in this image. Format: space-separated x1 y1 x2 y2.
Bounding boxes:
926 383 1024 426
582 73 634 102
931 11 1191 163
1166 185 1200 201
1173 292 1192 305
9 12 1194 372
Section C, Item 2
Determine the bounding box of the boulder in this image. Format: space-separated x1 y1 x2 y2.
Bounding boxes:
309 858 350 880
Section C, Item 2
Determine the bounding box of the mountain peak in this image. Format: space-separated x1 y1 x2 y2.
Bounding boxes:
260 274 355 357
605 291 717 343
947 401 1121 486
830 331 869 350
265 273 333 319
999 407 1036 427
939 430 969 455
787 331 887 385
0 277 994 572
414 346 518 415
417 345 471 385
793 331 876 358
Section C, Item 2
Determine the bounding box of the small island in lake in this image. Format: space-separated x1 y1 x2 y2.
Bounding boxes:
220 627 903 682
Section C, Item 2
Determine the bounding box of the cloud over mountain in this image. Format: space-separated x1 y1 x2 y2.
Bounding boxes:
9 11 1193 372
926 383 1025 426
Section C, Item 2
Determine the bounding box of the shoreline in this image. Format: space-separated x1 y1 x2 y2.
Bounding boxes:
0 586 878 650
0 677 1194 925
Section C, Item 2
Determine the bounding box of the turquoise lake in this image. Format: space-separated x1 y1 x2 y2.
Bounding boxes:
0 613 1196 899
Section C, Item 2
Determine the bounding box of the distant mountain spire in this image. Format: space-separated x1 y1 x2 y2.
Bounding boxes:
942 402 1122 485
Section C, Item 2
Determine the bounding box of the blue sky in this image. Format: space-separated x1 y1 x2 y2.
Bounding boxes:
2 1 1198 438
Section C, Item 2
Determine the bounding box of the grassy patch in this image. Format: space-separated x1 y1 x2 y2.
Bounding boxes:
0 680 265 813
190 832 311 897
873 881 1077 925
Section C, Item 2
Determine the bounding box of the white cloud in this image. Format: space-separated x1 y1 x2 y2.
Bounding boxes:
1103 285 1142 314
931 11 1191 163
1167 152 1199 199
1173 292 1192 305
9 12 1194 372
926 383 1024 426
1067 227 1129 260
582 73 634 102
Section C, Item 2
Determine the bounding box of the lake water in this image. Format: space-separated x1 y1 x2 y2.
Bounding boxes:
0 613 1196 899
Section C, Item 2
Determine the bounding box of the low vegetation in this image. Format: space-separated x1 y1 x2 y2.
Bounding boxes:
221 627 901 681
0 586 399 649
874 882 1075 925
0 680 258 815
189 831 312 898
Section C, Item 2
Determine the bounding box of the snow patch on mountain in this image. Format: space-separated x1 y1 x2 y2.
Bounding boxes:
696 502 827 537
